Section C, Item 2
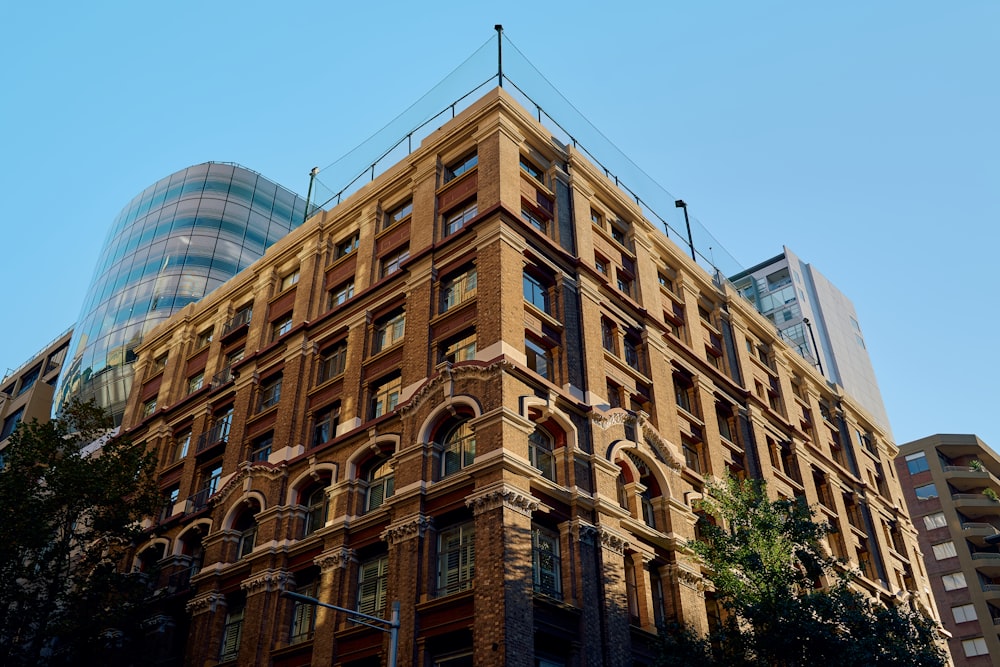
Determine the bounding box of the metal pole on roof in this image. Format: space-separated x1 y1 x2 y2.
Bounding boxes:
495 24 504 87
304 167 319 224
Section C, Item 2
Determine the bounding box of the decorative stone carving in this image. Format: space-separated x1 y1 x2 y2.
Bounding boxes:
663 563 707 595
400 360 514 415
465 484 539 517
381 514 433 544
314 546 355 571
592 410 683 471
241 568 295 595
140 614 176 633
185 591 226 615
597 527 629 555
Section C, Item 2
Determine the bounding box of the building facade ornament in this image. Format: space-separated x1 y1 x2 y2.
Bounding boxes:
185 591 226 615
566 518 599 546
380 514 433 544
465 483 539 517
399 360 513 415
597 526 629 555
314 546 355 571
662 563 707 595
240 568 295 595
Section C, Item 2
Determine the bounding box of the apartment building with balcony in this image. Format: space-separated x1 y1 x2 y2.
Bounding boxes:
897 434 1000 664
0 328 73 461
119 88 936 667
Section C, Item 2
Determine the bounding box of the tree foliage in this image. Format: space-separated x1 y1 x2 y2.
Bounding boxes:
657 476 946 667
0 400 160 666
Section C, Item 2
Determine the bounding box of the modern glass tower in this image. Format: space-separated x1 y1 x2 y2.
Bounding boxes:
53 162 311 424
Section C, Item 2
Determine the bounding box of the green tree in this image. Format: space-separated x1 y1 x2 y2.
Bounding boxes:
658 476 946 667
0 400 160 666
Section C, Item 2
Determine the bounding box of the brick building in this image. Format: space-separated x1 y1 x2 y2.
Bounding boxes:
122 88 936 666
896 434 1000 664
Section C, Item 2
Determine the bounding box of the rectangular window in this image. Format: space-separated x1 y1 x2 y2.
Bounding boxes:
224 304 253 335
942 571 967 591
441 268 477 312
16 366 40 396
905 452 929 474
289 581 317 644
273 316 293 340
923 512 947 530
623 335 642 373
195 329 213 350
532 527 562 599
187 371 204 394
444 201 478 235
525 337 551 380
280 270 300 290
250 434 272 462
601 319 617 353
438 524 475 596
595 255 608 276
952 603 977 624
371 374 401 418
312 404 340 447
521 207 547 233
931 541 957 560
674 374 695 414
380 246 410 277
591 208 604 228
374 312 406 352
444 152 478 183
335 233 359 259
317 343 347 383
963 637 989 657
1 408 24 440
142 398 157 417
523 271 550 313
520 155 544 182
914 483 938 499
153 353 169 371
611 219 629 246
441 331 477 364
357 555 389 615
384 198 412 228
220 605 244 662
616 270 633 298
258 374 282 411
174 430 191 461
328 280 355 308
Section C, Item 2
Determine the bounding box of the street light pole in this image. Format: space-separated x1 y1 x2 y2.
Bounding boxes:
282 591 400 667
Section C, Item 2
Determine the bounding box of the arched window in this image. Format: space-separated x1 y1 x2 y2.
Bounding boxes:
529 428 554 481
303 487 327 536
365 458 394 512
441 420 475 478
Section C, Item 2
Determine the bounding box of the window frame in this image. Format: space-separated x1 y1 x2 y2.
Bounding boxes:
357 554 390 615
525 336 552 380
444 200 478 236
437 523 475 596
440 420 476 478
523 271 550 313
380 246 410 278
440 267 478 313
443 151 478 183
529 428 555 481
374 311 406 353
370 374 402 419
258 374 282 411
532 526 562 599
384 198 413 229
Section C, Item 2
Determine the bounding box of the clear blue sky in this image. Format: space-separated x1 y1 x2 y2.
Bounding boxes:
2 2 997 448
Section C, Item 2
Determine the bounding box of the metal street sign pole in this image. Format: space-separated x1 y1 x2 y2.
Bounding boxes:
282 591 400 667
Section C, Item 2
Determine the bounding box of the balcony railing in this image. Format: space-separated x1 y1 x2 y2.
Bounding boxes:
972 553 1000 562
196 422 230 453
186 487 213 513
211 365 235 389
222 309 252 336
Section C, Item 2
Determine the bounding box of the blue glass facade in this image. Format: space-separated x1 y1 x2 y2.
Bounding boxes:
54 162 311 424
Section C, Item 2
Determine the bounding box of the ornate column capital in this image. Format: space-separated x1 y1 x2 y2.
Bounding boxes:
565 517 599 546
185 591 226 615
381 514 433 545
314 546 356 571
241 568 295 595
662 563 707 596
465 482 539 518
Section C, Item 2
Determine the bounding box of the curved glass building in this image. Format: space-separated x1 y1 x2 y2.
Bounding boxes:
54 162 311 424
